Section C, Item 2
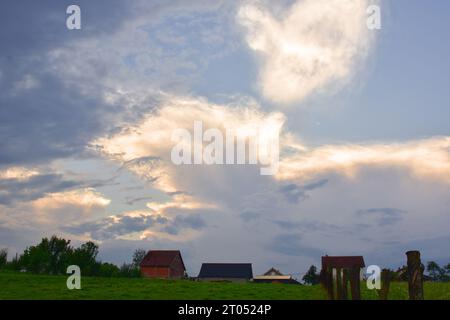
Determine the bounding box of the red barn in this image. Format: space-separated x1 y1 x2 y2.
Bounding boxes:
140 250 186 279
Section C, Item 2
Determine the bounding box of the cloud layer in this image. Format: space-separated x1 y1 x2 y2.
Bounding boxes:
238 0 376 104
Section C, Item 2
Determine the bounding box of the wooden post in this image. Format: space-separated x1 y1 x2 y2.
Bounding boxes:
336 267 344 300
377 269 392 300
406 251 424 300
342 269 348 300
349 267 361 300
320 267 334 300
327 268 334 300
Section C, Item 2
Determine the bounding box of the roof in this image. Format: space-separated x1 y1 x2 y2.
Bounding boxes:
140 250 186 270
263 267 283 276
198 263 253 279
321 256 365 268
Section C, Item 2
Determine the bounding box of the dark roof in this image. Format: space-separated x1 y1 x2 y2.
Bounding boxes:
198 263 253 279
321 256 365 268
140 250 185 270
263 267 283 276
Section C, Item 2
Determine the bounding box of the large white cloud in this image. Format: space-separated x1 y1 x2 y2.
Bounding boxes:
238 0 376 104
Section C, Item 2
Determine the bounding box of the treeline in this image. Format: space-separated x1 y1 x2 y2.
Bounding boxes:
301 262 450 285
0 235 147 278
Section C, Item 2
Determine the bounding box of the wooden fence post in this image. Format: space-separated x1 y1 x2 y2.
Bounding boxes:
349 267 361 300
406 250 424 300
377 269 392 300
342 269 348 300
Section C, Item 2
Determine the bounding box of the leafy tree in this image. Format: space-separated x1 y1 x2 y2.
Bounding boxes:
427 261 445 281
0 248 7 268
69 241 100 276
302 265 320 285
19 236 73 274
132 249 147 268
426 261 450 282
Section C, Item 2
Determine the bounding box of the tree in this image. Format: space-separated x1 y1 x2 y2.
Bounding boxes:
69 241 100 276
19 236 73 274
0 248 7 268
427 261 445 281
302 265 320 285
119 263 140 278
132 249 147 268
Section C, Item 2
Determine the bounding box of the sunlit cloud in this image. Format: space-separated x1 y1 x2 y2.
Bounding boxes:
278 136 450 183
0 167 39 180
31 188 111 210
91 95 285 192
238 0 376 104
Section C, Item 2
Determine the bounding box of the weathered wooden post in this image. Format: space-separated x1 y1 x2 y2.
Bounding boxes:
336 267 344 300
320 267 334 300
342 269 348 300
406 250 424 300
321 256 364 300
349 267 361 300
377 269 392 300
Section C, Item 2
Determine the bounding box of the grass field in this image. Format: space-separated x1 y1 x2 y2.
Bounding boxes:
0 271 449 300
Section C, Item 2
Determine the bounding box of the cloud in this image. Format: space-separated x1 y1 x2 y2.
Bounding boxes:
31 188 111 211
278 136 450 184
278 179 328 203
64 210 207 240
239 211 261 222
91 95 285 192
267 233 323 258
0 187 111 232
64 212 160 241
0 170 82 205
237 0 376 104
356 207 405 226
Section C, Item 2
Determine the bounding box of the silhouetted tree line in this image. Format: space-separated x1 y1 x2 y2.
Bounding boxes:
426 261 450 282
0 236 147 278
301 261 450 285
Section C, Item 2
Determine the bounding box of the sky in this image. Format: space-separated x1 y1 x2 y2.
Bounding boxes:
0 0 449 278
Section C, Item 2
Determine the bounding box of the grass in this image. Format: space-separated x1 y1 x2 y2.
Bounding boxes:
0 271 449 300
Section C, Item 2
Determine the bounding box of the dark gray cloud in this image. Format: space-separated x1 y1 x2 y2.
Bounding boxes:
239 211 261 222
356 207 405 226
271 220 303 230
278 179 328 203
0 172 119 206
0 0 131 56
0 174 81 205
0 1 134 166
267 233 323 258
63 214 158 240
64 212 206 239
162 214 207 235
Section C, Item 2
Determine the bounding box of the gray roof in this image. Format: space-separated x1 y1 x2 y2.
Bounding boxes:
198 263 253 279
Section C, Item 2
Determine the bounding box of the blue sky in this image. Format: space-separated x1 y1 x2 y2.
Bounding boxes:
0 0 449 277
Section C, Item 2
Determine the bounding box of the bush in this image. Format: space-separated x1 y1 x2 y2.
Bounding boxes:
98 262 120 277
119 263 141 278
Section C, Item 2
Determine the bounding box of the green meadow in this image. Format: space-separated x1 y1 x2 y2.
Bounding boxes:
0 271 449 300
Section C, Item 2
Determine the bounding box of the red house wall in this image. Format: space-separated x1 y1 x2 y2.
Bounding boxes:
141 267 170 278
169 254 185 279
